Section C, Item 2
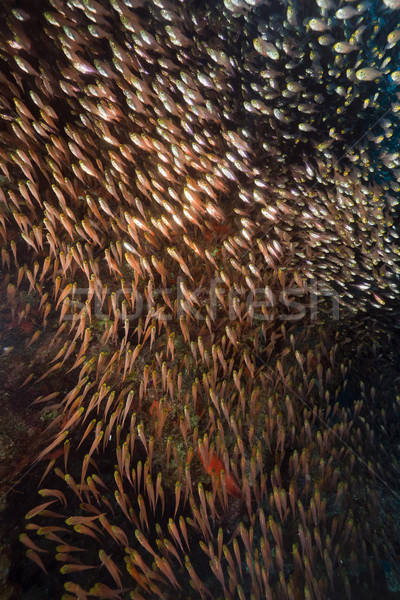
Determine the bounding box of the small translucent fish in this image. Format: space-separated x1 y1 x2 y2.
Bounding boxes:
383 0 400 8
14 55 39 75
308 18 329 31
253 38 279 60
356 68 382 81
318 34 335 46
386 30 400 49
334 42 359 54
207 49 233 71
11 7 30 20
391 71 400 83
165 25 191 47
336 6 360 18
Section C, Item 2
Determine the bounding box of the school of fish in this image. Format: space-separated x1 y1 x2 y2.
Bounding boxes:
0 0 400 598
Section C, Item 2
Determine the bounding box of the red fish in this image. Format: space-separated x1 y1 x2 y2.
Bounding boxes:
198 448 241 499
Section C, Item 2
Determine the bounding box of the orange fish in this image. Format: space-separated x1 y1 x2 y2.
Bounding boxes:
198 448 241 499
203 222 230 244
